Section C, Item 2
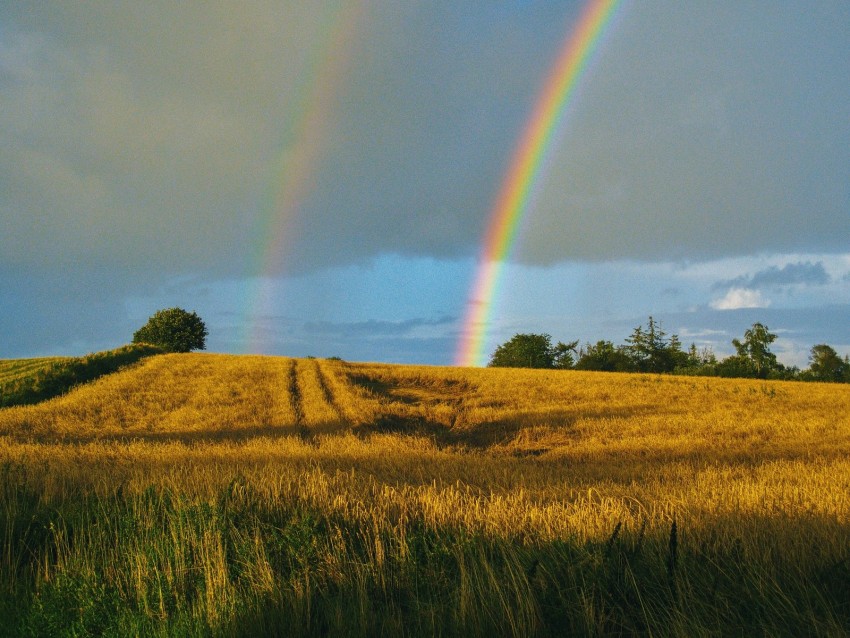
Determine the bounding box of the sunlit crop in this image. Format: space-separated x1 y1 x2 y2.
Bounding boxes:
1 353 848 635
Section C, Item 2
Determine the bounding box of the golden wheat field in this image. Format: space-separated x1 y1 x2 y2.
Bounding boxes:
1 353 849 636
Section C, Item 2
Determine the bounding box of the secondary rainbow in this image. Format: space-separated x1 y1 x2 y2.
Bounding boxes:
455 0 623 367
244 4 365 352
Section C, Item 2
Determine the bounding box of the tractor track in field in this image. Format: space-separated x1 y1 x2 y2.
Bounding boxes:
287 360 308 439
312 359 346 424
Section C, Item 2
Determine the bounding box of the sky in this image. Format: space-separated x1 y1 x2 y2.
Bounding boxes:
1 1 848 368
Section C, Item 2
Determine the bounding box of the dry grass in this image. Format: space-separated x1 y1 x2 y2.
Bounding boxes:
1 353 849 635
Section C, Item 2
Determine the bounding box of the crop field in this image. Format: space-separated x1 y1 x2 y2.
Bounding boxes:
1 353 849 636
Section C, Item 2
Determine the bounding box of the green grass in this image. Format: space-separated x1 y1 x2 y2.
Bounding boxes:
0 344 163 408
0 358 68 385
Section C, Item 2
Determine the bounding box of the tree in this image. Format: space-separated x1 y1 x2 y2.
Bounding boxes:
132 308 208 353
624 317 687 373
489 333 553 368
731 322 778 378
552 340 580 369
686 344 716 368
575 340 634 372
806 344 847 383
714 355 757 378
677 343 718 375
489 333 576 369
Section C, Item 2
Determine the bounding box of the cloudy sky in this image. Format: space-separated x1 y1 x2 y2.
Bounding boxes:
2 1 848 367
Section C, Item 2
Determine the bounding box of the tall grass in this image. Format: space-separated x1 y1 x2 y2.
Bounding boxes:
0 354 848 635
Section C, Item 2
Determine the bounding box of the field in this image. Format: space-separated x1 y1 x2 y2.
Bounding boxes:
1 353 849 636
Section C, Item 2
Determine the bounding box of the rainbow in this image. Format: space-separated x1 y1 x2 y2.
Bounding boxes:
245 4 365 352
455 0 623 367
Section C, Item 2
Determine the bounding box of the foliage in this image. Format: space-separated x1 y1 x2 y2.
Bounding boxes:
132 308 208 353
499 318 847 383
0 356 849 635
729 322 778 378
803 344 849 383
714 354 757 378
674 344 719 376
574 340 633 372
551 339 579 369
0 344 163 408
488 333 577 369
0 358 68 386
623 316 688 373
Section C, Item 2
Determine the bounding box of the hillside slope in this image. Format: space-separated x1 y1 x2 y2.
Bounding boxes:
0 344 162 408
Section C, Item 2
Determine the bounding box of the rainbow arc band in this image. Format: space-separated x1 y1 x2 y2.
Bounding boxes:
456 0 623 367
246 4 365 352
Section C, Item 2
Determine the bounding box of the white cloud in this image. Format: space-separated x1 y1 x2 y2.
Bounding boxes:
710 288 770 311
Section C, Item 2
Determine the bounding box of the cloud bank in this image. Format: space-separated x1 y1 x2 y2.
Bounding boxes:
1 2 848 285
523 3 850 264
714 262 831 291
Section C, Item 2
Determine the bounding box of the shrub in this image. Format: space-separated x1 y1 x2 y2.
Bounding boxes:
132 308 208 353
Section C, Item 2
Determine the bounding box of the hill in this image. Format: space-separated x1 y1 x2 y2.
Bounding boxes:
1 353 849 636
0 344 162 408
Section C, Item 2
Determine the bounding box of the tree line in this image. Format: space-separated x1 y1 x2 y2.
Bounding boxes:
489 317 850 383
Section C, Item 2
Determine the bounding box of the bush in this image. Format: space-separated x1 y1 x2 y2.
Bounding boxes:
132 308 207 353
575 341 634 372
488 334 579 370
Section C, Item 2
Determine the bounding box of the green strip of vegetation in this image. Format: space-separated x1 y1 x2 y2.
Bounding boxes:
0 358 68 385
490 318 850 382
0 344 164 408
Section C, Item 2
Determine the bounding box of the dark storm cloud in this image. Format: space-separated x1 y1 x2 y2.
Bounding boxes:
2 2 847 284
521 3 850 264
0 2 572 279
2 2 849 363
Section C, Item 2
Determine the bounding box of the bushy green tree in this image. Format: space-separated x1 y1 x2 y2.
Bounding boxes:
731 322 779 378
489 333 578 369
132 308 208 353
489 333 553 368
686 343 717 368
575 340 634 372
805 344 848 382
486 317 846 382
675 344 719 376
624 316 687 373
714 354 757 378
552 340 580 369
